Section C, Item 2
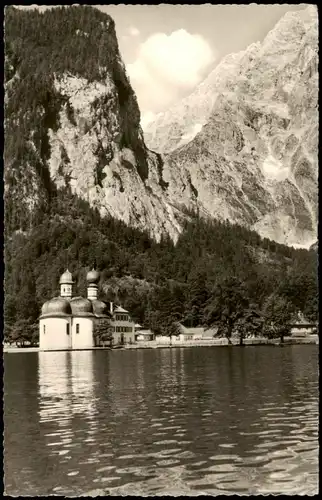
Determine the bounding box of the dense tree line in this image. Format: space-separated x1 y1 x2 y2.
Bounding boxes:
4 186 318 345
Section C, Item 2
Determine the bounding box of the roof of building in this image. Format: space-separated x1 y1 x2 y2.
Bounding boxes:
59 269 74 285
178 324 205 335
91 299 112 318
40 296 72 318
70 296 94 316
40 271 115 320
136 329 154 335
114 306 129 313
176 324 220 337
86 268 100 285
203 327 219 337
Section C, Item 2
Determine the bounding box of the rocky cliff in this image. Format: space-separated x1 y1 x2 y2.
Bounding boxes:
144 6 318 247
4 6 318 247
4 5 181 240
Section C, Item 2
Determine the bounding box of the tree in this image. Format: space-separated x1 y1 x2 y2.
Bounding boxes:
203 277 250 344
145 283 184 337
184 269 210 327
234 304 264 345
93 319 113 347
262 293 295 343
7 319 37 347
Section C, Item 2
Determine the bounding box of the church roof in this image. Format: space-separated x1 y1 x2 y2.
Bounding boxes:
86 269 100 284
70 297 94 316
40 271 118 320
91 299 112 318
40 297 72 318
59 269 74 285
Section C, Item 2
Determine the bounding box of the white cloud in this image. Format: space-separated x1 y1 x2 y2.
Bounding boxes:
127 29 215 114
140 29 213 87
128 26 140 37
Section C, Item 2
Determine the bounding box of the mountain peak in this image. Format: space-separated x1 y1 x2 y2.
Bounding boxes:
143 6 318 247
4 5 318 248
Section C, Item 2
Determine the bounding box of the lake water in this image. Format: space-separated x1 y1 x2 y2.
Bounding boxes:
4 346 319 496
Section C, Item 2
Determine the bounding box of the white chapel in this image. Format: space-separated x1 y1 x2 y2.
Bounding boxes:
39 269 111 350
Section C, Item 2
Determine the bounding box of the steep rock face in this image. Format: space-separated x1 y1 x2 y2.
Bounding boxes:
4 5 181 240
144 6 318 247
5 6 318 247
46 73 181 239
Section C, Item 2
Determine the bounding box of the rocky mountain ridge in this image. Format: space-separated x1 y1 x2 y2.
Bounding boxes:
4 5 318 247
145 6 318 247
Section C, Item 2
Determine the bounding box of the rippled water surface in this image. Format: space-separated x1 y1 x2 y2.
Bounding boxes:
4 346 319 496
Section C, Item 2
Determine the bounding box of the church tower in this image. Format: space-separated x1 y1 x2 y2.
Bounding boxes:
59 269 74 299
86 269 100 301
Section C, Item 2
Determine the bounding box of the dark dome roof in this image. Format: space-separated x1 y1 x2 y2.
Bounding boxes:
92 299 111 318
70 297 94 316
86 269 100 284
59 269 74 285
41 297 72 317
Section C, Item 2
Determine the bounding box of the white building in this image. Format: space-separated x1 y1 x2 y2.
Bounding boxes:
155 324 218 344
135 329 155 341
176 325 204 341
290 310 318 337
111 306 136 345
39 269 111 351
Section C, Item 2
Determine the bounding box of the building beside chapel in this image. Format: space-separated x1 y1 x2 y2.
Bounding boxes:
39 269 136 350
111 306 136 345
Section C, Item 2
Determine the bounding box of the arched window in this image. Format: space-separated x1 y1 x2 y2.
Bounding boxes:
66 324 70 335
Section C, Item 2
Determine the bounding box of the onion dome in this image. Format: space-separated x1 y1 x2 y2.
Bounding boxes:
40 297 72 318
91 299 111 318
86 268 100 284
70 297 94 316
59 269 74 285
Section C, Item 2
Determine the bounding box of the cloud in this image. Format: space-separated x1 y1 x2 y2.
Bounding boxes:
127 29 215 117
128 26 140 37
139 29 213 87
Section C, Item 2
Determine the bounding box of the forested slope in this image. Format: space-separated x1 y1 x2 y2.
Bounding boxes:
4 187 318 344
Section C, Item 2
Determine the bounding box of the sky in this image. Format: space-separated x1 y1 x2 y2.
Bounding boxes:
17 4 310 124
96 4 309 124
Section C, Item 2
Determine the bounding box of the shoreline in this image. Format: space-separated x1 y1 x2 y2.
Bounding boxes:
124 335 319 349
3 335 318 353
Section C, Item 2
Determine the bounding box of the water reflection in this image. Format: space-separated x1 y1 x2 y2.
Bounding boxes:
4 346 319 496
37 351 102 493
